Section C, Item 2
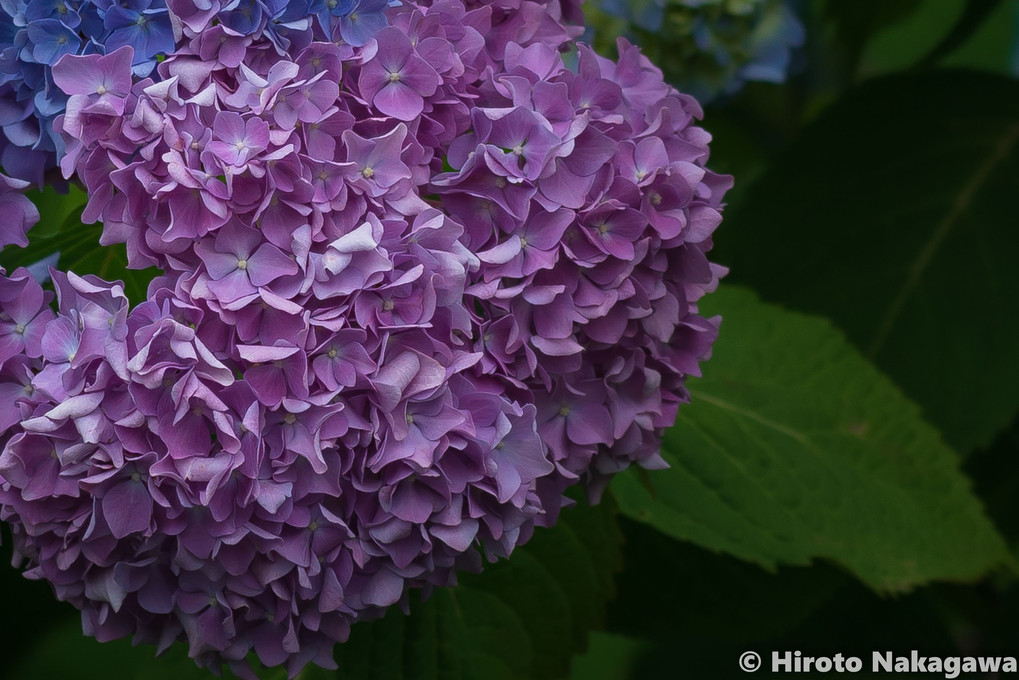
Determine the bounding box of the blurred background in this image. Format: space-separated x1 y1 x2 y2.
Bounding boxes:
4 1 1019 678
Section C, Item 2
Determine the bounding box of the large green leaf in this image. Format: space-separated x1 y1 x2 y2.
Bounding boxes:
6 618 236 680
939 1 1019 73
0 525 80 672
717 70 1019 453
823 0 927 74
613 286 1009 593
965 415 1019 545
915 0 1008 69
26 184 88 239
334 499 622 680
606 518 844 647
853 0 963 76
567 632 651 680
0 192 158 304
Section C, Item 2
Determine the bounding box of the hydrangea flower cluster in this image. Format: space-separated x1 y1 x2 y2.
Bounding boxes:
0 0 170 185
585 0 805 101
0 0 391 186
0 0 728 675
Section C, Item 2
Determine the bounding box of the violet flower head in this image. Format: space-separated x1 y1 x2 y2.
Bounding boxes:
359 27 441 120
1 0 730 677
209 111 271 168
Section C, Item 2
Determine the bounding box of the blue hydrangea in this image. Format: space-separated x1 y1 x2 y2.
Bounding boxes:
585 0 805 102
311 0 391 46
0 0 172 186
0 0 400 186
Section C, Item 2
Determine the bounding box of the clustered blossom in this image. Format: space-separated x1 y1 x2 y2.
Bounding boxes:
0 0 728 676
0 0 392 186
585 0 805 101
0 0 171 185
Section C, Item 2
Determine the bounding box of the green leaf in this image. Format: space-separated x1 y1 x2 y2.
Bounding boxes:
940 0 1019 73
335 499 622 680
965 415 1019 546
567 632 651 680
606 518 844 646
0 525 78 671
718 70 1019 453
633 578 967 680
7 618 224 680
0 204 158 305
613 286 1009 593
822 0 927 74
915 0 1005 69
855 0 964 77
26 184 87 239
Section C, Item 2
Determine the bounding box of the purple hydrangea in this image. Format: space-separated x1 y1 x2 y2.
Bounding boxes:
0 0 729 677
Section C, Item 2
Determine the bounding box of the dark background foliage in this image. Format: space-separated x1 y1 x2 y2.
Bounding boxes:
4 0 1019 678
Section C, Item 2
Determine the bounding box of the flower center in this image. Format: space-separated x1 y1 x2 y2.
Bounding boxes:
559 405 571 417
327 348 338 359
284 413 297 425
361 166 374 178
387 72 401 83
14 323 25 335
237 259 248 270
96 84 107 95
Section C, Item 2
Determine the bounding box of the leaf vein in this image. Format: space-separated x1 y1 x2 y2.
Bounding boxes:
868 122 1019 356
